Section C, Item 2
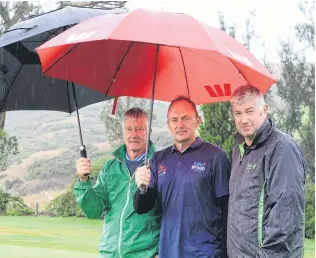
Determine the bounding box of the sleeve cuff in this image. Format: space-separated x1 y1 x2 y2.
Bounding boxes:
74 179 92 189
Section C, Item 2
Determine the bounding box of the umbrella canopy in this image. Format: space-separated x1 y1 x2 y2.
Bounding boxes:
36 8 277 182
36 8 277 105
0 6 115 113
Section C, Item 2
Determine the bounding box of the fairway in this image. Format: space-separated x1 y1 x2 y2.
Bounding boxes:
0 216 314 258
0 216 103 258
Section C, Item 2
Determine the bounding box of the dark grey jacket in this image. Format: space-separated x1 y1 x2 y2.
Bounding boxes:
227 118 306 258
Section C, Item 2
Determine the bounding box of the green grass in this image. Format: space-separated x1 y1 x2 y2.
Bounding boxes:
0 216 314 258
304 238 315 258
0 216 103 258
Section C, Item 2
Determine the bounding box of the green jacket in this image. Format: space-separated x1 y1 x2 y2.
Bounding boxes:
74 143 160 258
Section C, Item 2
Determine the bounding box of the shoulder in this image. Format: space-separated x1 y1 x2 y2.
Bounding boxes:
200 140 229 159
269 128 306 167
100 158 117 174
271 128 302 152
151 145 173 161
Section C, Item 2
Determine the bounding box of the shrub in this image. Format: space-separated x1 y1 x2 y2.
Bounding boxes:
6 206 34 216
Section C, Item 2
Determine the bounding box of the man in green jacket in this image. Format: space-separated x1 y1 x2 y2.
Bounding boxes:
74 107 160 258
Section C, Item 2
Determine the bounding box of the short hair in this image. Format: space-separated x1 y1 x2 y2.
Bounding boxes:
231 85 266 111
122 107 149 125
168 95 198 117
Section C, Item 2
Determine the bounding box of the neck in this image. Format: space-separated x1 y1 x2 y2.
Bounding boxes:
245 138 253 146
175 137 196 153
127 149 145 161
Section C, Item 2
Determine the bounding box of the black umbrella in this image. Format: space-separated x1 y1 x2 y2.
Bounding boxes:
0 6 116 163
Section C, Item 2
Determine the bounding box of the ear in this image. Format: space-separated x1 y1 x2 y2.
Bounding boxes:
197 116 202 126
263 104 269 116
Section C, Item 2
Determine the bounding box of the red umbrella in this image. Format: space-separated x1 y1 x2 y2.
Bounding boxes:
36 9 277 188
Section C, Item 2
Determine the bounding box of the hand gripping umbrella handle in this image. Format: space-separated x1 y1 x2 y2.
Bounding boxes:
80 145 89 177
139 160 150 195
140 184 147 195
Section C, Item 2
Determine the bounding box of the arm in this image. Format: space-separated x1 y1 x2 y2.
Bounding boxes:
133 186 157 214
133 156 158 214
256 142 306 258
73 163 109 219
213 150 231 258
218 195 229 258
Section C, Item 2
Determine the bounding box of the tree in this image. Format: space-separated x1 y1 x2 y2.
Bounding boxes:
0 130 18 173
304 175 315 238
59 1 127 11
199 12 258 158
0 187 25 212
100 97 155 147
275 0 315 179
274 0 315 238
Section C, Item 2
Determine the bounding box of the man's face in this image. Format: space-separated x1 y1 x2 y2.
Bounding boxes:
232 96 268 140
123 116 148 153
167 101 201 144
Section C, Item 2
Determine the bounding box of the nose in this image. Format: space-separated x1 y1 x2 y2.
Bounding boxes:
240 113 248 124
176 119 186 127
131 129 139 137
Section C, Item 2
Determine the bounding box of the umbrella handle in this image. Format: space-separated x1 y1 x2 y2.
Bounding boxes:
140 159 150 194
140 44 160 195
80 145 90 177
80 145 87 158
140 185 147 194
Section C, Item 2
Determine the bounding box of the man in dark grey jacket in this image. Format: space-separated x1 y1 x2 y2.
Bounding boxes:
227 85 306 258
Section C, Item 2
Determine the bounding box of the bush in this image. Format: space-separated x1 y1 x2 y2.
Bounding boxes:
305 178 315 238
6 206 34 216
46 155 111 217
0 188 25 212
91 155 111 178
46 190 82 217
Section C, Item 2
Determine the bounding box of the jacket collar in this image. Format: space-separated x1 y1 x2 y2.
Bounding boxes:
234 117 274 149
112 140 156 162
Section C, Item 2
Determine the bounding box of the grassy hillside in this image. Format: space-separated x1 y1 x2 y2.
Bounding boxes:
2 100 172 205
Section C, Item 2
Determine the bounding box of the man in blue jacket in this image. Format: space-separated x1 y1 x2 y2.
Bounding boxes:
227 85 306 258
133 96 230 258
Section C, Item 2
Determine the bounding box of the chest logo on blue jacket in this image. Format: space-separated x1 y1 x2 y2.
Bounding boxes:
158 164 167 177
191 161 206 172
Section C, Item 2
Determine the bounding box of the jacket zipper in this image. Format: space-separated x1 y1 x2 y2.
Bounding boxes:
117 159 133 258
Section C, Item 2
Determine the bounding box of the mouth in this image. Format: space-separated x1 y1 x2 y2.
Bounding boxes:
241 126 251 130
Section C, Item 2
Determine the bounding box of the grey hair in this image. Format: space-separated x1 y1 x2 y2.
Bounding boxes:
122 107 149 126
231 85 266 111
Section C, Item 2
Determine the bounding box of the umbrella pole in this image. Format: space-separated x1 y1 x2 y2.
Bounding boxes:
141 44 160 194
71 82 87 161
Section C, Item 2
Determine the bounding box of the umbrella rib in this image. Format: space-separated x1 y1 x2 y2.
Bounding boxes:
3 27 35 33
0 28 64 112
0 63 24 112
226 57 249 84
178 47 190 99
184 48 245 75
42 43 81 75
105 41 134 95
66 81 72 114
